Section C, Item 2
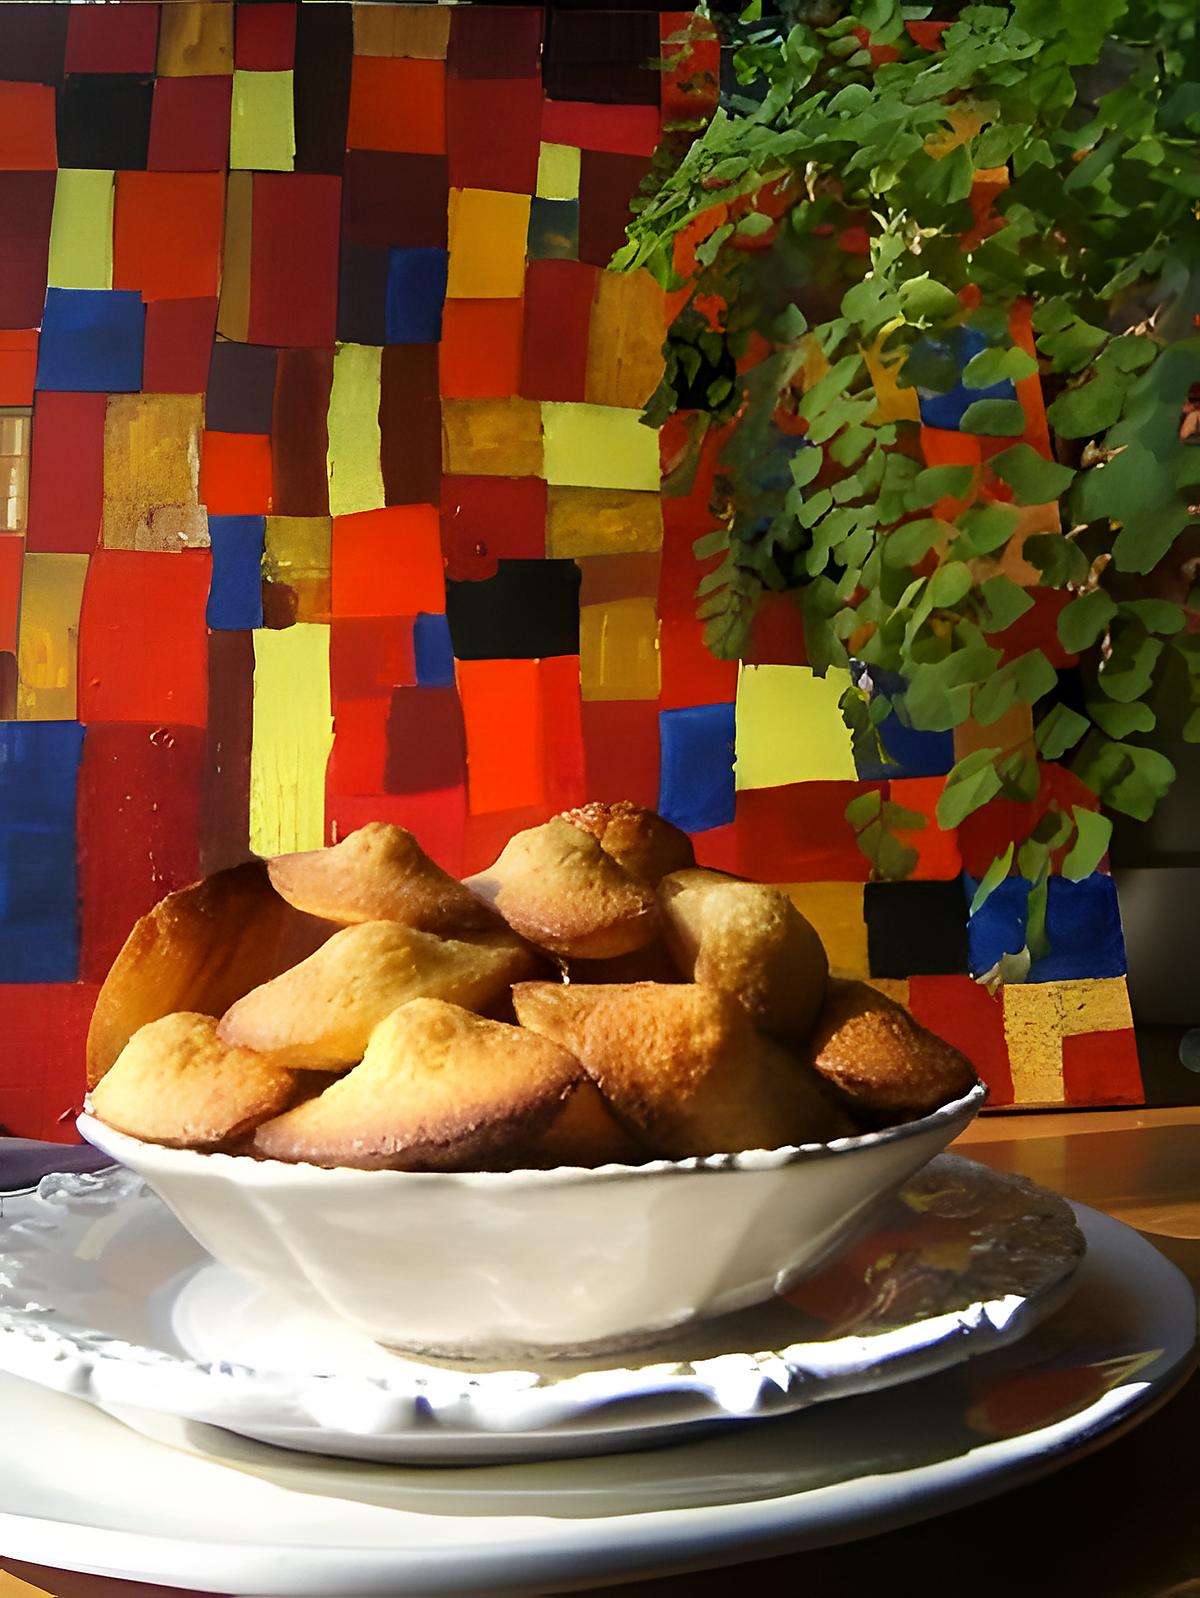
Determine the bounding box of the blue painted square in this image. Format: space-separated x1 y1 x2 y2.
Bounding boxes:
385 248 449 344
0 722 85 982
206 515 265 631
658 703 736 833
36 288 145 394
965 872 1127 981
851 664 955 780
914 325 1015 431
528 198 579 261
413 612 455 688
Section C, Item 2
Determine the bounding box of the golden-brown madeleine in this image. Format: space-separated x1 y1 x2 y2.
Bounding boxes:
218 921 537 1069
89 1012 297 1149
807 979 979 1123
268 822 501 936
466 802 695 960
252 998 581 1169
511 1078 649 1169
512 981 851 1158
565 938 685 986
86 861 332 1089
658 869 828 1044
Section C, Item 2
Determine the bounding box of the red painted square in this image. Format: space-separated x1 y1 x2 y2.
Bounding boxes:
143 297 218 393
66 5 160 73
908 974 1014 1106
149 76 233 172
0 535 21 654
744 593 807 666
330 616 417 700
332 507 446 618
0 331 38 406
659 616 739 709
114 172 225 301
248 173 341 347
79 551 210 727
889 776 962 880
446 76 541 194
328 695 390 794
235 4 296 70
521 259 596 403
348 58 446 154
0 83 56 170
440 475 546 580
439 299 524 399
25 392 106 555
384 683 468 795
581 699 660 810
0 983 100 1142
1062 1029 1143 1106
731 781 881 882
541 100 660 156
540 653 586 814
200 431 274 515
77 723 205 983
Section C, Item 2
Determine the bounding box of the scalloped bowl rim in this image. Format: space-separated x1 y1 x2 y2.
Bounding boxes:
77 1079 986 1187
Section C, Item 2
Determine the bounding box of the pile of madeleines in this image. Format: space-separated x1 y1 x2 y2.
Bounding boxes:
86 801 979 1170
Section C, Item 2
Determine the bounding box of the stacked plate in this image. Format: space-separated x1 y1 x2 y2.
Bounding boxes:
0 1141 1194 1596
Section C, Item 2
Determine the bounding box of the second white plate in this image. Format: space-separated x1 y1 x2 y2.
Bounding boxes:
0 1153 1084 1462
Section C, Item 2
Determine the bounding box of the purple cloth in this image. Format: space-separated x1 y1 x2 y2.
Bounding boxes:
0 1137 114 1192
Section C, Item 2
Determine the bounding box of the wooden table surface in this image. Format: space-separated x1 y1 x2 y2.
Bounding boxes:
3 1109 1198 1598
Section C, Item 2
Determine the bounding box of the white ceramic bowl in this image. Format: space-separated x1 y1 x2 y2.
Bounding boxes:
78 1083 985 1362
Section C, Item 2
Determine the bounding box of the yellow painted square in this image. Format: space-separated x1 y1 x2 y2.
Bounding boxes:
781 881 869 978
103 393 207 551
541 402 660 492
48 169 114 290
16 552 89 721
585 269 665 410
250 623 333 856
446 188 531 300
230 70 295 172
545 485 662 558
441 397 543 478
734 664 856 789
327 344 385 518
158 2 234 76
537 141 581 201
580 597 660 701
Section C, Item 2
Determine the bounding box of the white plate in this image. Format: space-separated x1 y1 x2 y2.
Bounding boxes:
0 1202 1192 1597
0 1155 1084 1462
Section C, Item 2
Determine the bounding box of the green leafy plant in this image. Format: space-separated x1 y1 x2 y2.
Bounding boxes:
617 0 1200 965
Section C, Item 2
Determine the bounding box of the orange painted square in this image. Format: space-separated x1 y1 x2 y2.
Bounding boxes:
332 505 445 617
889 776 962 880
0 330 38 405
79 550 210 725
458 657 544 814
439 299 523 398
114 172 226 301
346 57 446 154
1061 1029 1143 1106
200 431 273 514
0 83 56 169
0 535 21 653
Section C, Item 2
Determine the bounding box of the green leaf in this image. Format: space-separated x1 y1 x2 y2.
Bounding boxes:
789 446 823 489
883 517 950 569
937 748 1004 829
1036 702 1089 759
958 399 1027 437
1037 318 1107 375
962 346 1039 389
1025 874 1050 962
928 561 972 608
916 145 975 206
978 573 1034 633
735 210 774 237
1072 735 1176 821
990 443 1075 504
1061 807 1112 880
1118 599 1187 634
970 843 1015 916
1047 377 1125 438
908 465 975 507
898 276 961 323
899 339 961 393
1097 632 1165 702
1057 590 1116 653
1024 533 1090 587
1087 699 1157 738
958 501 1020 555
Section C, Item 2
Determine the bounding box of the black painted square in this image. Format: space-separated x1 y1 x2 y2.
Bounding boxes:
446 560 581 660
864 880 969 978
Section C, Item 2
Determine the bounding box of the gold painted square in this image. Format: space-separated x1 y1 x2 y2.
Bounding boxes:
353 5 451 58
447 189 531 300
442 397 543 478
103 394 207 552
16 552 89 721
0 410 31 534
781 882 870 979
264 516 332 623
217 171 252 343
579 597 660 702
545 485 662 558
158 2 234 76
1001 976 1132 1106
585 270 665 410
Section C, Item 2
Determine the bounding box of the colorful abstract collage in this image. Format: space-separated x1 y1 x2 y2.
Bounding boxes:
0 0 1146 1142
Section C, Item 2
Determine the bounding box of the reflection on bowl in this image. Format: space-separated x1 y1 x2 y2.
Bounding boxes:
78 1081 985 1363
